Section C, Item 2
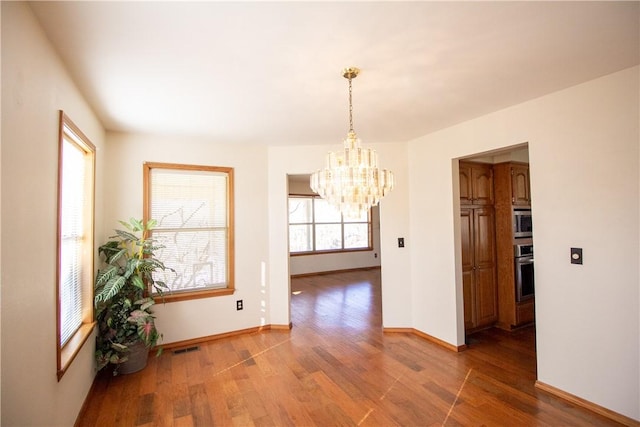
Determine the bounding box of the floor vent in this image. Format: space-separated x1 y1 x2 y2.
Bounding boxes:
173 346 200 355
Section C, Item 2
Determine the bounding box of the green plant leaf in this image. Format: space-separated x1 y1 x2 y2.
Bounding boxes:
95 353 110 371
152 280 170 291
99 241 124 263
94 276 126 304
110 342 128 352
127 309 150 323
114 229 138 242
106 247 127 265
98 240 119 254
109 354 122 364
130 274 145 290
95 265 118 289
124 258 139 278
130 218 144 232
137 319 158 346
139 299 155 311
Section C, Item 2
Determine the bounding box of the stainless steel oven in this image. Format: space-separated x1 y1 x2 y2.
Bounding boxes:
514 243 534 302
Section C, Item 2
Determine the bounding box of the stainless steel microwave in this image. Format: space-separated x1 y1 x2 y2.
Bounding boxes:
513 209 533 238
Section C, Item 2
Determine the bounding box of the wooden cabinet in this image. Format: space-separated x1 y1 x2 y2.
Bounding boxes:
511 164 531 205
461 207 498 331
495 162 531 207
460 162 494 206
494 161 535 330
516 299 535 325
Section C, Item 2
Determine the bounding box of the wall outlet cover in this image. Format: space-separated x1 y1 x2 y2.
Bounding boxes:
570 247 583 265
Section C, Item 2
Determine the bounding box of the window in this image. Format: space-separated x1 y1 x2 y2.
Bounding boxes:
144 163 234 302
288 195 372 255
56 111 95 380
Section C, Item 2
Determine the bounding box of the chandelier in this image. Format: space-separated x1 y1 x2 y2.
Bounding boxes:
310 67 395 219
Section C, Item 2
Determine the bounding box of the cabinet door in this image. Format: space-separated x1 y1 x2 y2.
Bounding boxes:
459 163 474 205
475 265 498 327
460 209 476 329
460 209 474 271
473 207 498 327
474 207 496 267
511 165 530 205
471 164 494 205
462 270 476 330
461 207 498 331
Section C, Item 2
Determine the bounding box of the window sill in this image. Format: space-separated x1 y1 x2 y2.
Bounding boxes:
290 247 373 257
154 287 234 303
58 321 95 381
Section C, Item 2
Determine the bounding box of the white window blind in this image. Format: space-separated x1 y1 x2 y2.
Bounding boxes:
59 133 86 346
288 198 313 252
57 112 95 381
149 167 231 293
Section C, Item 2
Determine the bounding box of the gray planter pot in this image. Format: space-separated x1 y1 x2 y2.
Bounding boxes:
116 340 149 375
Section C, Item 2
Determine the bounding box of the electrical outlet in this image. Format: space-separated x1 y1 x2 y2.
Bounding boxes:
398 237 405 248
236 300 243 310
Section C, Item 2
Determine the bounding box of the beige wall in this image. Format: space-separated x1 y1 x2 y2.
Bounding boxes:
407 66 639 419
104 132 270 343
1 3 106 425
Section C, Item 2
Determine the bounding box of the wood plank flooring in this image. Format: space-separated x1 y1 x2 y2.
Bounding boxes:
77 269 625 426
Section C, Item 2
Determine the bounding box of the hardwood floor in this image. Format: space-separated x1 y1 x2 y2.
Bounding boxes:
77 269 625 426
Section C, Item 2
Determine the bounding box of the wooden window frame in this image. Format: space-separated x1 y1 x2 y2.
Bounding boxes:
56 111 96 381
288 194 373 256
143 162 235 302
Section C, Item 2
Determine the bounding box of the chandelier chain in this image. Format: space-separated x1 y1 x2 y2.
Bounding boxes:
348 76 354 133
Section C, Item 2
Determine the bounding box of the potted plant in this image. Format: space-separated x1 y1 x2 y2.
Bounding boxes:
94 218 173 374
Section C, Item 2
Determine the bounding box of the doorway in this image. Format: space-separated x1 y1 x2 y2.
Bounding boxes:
286 174 383 328
457 144 536 344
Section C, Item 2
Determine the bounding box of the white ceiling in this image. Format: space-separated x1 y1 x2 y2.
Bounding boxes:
30 1 639 146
